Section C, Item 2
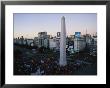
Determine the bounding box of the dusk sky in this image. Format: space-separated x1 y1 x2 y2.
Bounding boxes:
14 13 97 39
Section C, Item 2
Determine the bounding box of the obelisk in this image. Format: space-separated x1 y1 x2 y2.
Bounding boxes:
59 16 67 66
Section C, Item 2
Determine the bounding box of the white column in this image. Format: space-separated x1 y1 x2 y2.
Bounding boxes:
59 16 67 66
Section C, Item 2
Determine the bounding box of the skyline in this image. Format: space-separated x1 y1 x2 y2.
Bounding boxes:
14 13 97 39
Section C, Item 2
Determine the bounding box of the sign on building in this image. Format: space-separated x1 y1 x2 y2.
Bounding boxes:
75 32 81 38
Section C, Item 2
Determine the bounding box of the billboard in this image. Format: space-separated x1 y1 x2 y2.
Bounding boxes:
75 32 81 38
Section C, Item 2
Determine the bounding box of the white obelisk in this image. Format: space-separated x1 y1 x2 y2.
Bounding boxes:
59 16 67 66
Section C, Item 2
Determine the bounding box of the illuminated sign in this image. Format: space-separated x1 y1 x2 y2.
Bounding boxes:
75 32 81 37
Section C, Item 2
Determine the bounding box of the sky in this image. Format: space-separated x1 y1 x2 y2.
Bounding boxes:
14 13 97 39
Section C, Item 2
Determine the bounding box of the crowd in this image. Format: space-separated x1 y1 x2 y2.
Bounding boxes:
14 45 96 75
14 52 86 75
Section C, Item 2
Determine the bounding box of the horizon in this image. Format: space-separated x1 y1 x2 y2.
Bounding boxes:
14 32 96 39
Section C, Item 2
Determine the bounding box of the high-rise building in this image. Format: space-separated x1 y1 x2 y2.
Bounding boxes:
59 16 67 66
38 32 49 48
74 37 86 52
33 37 39 46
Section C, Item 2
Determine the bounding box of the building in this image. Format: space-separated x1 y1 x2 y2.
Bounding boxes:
85 34 92 45
49 37 56 49
33 37 39 46
74 37 86 52
38 32 49 48
44 38 49 48
55 38 60 51
89 35 97 56
26 39 34 46
14 36 26 45
14 38 18 44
